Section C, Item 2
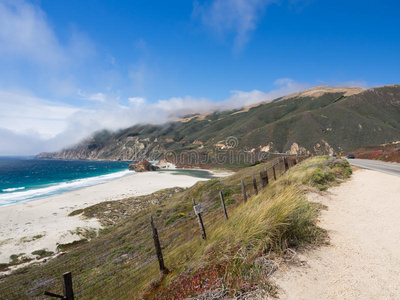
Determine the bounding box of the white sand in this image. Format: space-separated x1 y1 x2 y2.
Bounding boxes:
273 169 400 299
0 170 214 264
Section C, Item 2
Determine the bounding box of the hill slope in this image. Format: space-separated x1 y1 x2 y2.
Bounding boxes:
37 85 400 164
346 141 400 163
0 156 352 299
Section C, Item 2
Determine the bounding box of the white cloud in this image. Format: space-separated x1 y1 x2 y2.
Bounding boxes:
0 90 80 138
0 0 96 103
220 90 270 109
194 0 276 52
0 89 166 155
151 78 309 117
78 90 107 103
0 128 43 156
89 93 107 102
0 0 64 65
153 96 216 117
220 78 310 109
0 0 95 75
0 78 331 155
267 78 311 99
129 97 146 105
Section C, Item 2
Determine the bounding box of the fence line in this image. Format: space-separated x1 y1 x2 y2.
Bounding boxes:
0 156 304 299
150 156 304 274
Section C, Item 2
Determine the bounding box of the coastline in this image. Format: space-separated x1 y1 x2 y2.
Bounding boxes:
0 169 223 265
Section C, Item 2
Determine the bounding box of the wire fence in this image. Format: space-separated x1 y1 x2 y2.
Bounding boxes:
0 156 304 300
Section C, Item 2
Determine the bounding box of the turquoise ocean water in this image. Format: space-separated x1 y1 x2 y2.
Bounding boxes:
0 157 216 207
0 157 133 207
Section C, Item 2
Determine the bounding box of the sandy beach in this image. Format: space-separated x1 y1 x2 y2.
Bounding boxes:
0 170 220 265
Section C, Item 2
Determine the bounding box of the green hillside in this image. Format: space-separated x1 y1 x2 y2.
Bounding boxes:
37 85 400 165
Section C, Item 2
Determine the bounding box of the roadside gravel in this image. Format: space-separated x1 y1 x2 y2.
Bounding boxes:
273 169 400 299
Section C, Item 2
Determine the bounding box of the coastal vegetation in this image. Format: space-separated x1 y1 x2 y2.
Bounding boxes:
347 141 400 163
37 85 400 166
0 156 352 299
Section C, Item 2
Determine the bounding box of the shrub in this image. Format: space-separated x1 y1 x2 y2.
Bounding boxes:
57 239 88 251
312 168 334 185
164 213 187 225
31 249 54 258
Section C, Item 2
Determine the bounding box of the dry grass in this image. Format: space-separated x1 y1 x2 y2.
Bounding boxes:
0 156 350 299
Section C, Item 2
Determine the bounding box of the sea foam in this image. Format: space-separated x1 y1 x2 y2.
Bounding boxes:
2 187 25 192
0 170 133 207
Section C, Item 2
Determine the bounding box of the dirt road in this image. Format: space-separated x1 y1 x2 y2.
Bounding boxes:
273 169 400 299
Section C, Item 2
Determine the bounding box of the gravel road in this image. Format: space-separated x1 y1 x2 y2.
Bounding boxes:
273 169 400 299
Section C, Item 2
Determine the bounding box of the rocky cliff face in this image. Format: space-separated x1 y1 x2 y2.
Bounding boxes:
37 133 168 161
37 85 400 164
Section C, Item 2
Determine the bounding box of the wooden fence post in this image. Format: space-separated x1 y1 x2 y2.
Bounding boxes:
63 272 75 300
259 171 264 189
272 165 277 181
219 191 228 220
253 174 258 195
150 216 168 274
241 180 247 203
44 272 75 300
193 199 207 240
283 157 289 172
278 158 281 175
264 168 269 186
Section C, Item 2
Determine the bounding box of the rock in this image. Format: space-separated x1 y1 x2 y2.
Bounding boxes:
156 159 176 169
129 160 159 172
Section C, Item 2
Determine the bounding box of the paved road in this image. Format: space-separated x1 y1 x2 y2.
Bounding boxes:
347 158 400 177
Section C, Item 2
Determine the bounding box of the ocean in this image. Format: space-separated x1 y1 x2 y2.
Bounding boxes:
0 157 133 207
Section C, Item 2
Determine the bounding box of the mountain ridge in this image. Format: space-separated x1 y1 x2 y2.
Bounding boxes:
37 85 400 166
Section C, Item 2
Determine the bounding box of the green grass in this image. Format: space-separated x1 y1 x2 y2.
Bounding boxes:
0 156 350 299
68 209 84 216
164 212 188 225
31 249 54 258
280 156 352 191
2 253 34 270
68 227 98 240
19 234 45 243
57 239 88 252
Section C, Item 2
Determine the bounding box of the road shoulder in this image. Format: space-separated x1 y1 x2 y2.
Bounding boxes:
272 169 400 299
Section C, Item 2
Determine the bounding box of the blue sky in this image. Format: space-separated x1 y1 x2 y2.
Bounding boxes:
0 0 399 155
